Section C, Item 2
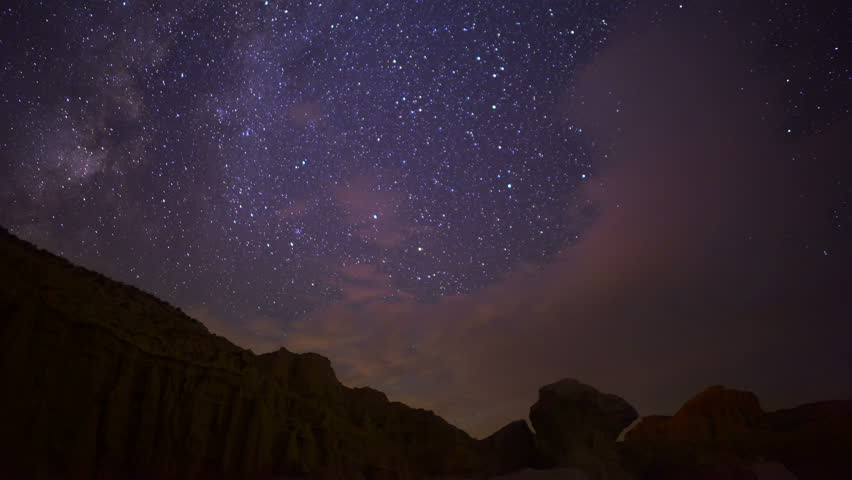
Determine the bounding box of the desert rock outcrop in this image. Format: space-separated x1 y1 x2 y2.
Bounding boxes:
478 419 537 475
624 386 852 479
529 378 638 478
0 228 481 479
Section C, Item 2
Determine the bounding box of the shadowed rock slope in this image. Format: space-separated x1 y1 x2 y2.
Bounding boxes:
0 228 481 479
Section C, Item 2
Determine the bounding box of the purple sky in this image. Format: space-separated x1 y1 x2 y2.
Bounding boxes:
2 1 850 437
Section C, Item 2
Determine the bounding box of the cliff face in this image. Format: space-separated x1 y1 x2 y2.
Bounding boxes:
0 228 480 479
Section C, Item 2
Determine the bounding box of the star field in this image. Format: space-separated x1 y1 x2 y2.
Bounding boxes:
2 1 852 437
1 1 626 321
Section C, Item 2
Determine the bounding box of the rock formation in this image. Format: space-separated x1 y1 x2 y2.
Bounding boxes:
623 386 852 479
529 378 638 478
761 400 852 479
478 420 536 476
625 385 764 444
0 228 481 479
2 226 851 479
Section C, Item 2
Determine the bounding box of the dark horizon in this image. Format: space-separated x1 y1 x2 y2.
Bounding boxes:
2 1 850 439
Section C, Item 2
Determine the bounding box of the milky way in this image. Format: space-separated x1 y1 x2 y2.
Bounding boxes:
1 1 626 321
3 1 852 437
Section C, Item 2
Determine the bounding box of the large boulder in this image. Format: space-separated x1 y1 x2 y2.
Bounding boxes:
623 385 852 479
479 420 537 475
529 378 638 478
626 385 764 443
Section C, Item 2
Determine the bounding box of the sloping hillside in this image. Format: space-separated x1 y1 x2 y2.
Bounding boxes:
0 227 481 479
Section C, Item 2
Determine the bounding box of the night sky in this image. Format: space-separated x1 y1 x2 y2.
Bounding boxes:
2 1 850 437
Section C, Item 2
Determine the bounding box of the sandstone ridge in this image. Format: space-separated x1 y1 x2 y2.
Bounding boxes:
0 228 480 479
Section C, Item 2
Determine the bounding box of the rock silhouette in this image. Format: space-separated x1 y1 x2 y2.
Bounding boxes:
1 227 850 479
623 386 852 479
0 228 480 479
529 379 637 478
478 420 536 476
625 385 763 443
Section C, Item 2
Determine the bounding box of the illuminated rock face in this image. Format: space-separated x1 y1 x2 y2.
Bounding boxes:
0 228 481 479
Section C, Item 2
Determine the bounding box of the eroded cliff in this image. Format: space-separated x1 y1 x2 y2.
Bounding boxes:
0 228 480 479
